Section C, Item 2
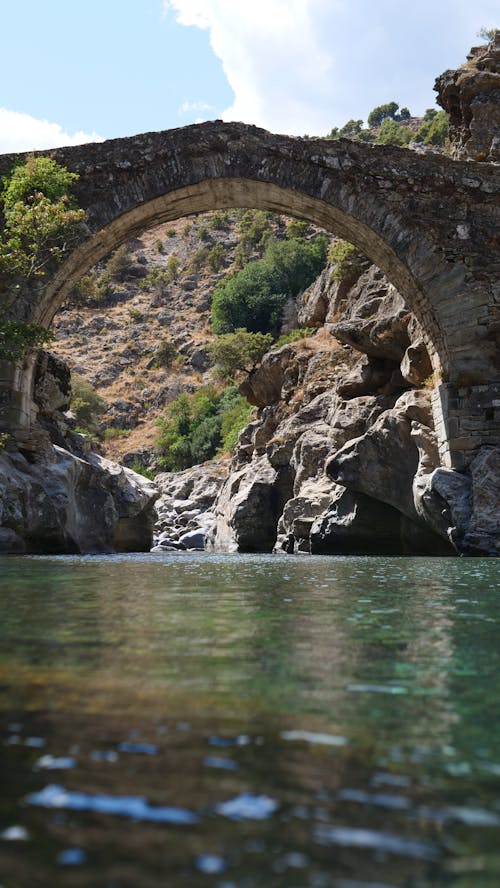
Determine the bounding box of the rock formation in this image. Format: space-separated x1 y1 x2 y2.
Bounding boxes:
435 30 500 161
208 257 498 557
0 352 158 554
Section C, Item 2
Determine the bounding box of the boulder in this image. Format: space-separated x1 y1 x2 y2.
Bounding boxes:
207 455 289 552
0 446 158 554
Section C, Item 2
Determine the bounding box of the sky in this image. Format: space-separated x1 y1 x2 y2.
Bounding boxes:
0 0 497 153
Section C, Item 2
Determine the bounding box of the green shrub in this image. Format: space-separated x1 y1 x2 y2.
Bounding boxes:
197 224 210 241
105 245 134 281
166 254 180 281
273 327 315 349
141 267 171 292
375 118 411 146
166 228 176 238
155 239 164 253
238 209 273 254
208 211 230 230
211 236 327 335
70 374 106 435
127 308 143 322
156 385 251 470
152 339 177 368
415 110 449 146
328 240 367 281
129 461 156 480
186 246 208 274
285 219 310 239
208 328 273 379
103 427 131 439
219 388 253 451
207 243 226 272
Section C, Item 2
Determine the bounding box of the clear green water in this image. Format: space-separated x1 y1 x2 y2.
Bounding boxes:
0 553 499 887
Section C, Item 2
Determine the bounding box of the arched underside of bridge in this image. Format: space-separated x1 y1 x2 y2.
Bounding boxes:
42 178 449 372
0 122 499 467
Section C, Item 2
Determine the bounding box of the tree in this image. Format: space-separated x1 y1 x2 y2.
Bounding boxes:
155 385 252 469
375 118 412 146
0 320 54 361
0 157 84 280
367 101 400 128
415 110 449 146
478 26 497 41
208 329 273 379
211 236 328 335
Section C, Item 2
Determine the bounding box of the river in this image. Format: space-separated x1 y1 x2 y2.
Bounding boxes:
0 553 499 887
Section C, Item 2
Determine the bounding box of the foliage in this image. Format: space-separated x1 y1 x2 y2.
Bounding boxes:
328 240 367 281
0 320 54 361
415 110 449 146
187 245 209 274
141 267 171 292
285 218 310 239
330 119 364 139
70 374 106 435
273 327 315 349
367 101 400 128
264 236 328 295
375 118 412 146
151 338 177 368
0 432 9 452
219 389 253 451
129 460 156 480
208 328 273 379
478 26 497 41
238 210 273 253
156 385 252 470
211 236 328 335
0 157 84 280
211 262 286 335
105 245 134 281
207 242 226 272
208 211 230 230
166 253 180 281
2 156 79 213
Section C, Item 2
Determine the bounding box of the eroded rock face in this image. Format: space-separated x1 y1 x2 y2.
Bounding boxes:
208 252 496 556
0 446 158 554
435 31 500 161
207 455 291 553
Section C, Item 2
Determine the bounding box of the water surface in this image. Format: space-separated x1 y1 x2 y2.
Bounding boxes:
0 554 499 887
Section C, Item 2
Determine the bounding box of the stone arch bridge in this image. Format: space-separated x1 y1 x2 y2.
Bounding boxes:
0 121 499 469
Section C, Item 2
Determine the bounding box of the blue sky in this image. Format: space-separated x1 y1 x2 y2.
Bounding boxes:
0 0 497 151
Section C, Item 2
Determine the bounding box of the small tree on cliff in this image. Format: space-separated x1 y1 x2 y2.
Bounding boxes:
0 156 84 280
0 157 84 360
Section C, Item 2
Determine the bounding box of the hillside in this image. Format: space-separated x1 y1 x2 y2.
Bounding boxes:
51 210 324 468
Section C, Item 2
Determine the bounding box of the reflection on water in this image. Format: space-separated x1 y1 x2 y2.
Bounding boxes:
0 553 499 886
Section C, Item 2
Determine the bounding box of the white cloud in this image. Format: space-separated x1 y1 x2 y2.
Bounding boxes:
163 0 499 134
178 100 216 115
0 108 104 153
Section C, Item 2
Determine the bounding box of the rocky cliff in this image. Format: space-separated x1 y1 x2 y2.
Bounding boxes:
435 29 500 161
0 351 158 554
207 259 498 557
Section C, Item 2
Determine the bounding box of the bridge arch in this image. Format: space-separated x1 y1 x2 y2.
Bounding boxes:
0 122 499 467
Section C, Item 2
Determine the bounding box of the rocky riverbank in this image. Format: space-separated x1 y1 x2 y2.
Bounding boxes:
205 260 499 557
